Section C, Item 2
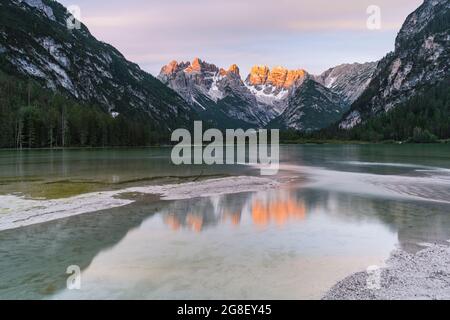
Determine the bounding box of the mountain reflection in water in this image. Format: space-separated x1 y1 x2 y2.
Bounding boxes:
1 145 450 299
163 190 307 232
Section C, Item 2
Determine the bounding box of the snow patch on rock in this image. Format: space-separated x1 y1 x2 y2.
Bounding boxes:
21 0 55 21
207 74 225 102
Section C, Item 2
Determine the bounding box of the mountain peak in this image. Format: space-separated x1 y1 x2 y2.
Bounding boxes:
218 64 240 77
157 59 274 127
248 65 271 86
185 57 203 73
396 0 449 49
270 68 308 89
161 60 180 75
182 58 220 74
228 64 240 76
247 65 308 89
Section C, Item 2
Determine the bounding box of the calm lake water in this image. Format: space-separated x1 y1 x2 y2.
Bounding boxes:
0 144 449 299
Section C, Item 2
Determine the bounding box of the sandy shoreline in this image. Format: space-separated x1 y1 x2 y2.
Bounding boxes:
323 243 450 300
0 176 279 232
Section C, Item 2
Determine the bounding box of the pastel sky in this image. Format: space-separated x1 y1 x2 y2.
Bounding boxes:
58 0 423 76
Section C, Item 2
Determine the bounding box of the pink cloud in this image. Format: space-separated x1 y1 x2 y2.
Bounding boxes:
59 0 423 75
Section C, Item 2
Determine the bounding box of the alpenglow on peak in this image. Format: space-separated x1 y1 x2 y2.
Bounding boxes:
246 65 308 89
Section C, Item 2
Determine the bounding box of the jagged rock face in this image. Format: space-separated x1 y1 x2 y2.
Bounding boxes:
268 79 347 131
159 58 222 102
0 0 193 130
160 60 182 75
315 62 377 104
158 58 277 128
159 60 323 128
268 67 307 89
340 0 450 129
226 64 240 76
395 0 447 50
246 65 307 89
247 65 270 86
245 66 308 113
159 58 226 103
158 59 366 131
243 66 307 120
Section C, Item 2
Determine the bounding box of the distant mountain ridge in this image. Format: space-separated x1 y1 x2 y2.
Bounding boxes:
314 62 377 105
158 58 276 128
159 59 375 131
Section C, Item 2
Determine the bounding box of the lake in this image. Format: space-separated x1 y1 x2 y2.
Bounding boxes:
0 144 449 299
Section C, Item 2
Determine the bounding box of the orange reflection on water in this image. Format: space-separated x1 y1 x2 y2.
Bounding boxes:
164 215 181 231
164 213 204 233
222 210 241 226
185 213 204 233
163 192 306 232
252 195 306 227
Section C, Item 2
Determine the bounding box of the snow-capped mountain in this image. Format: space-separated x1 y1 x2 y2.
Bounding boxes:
315 62 377 104
244 65 375 131
158 58 279 128
158 59 373 131
0 0 194 131
159 58 225 105
244 66 309 114
340 0 449 129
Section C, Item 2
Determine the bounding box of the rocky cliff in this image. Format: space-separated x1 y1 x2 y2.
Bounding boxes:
158 58 279 128
0 0 193 132
315 62 377 104
340 0 450 129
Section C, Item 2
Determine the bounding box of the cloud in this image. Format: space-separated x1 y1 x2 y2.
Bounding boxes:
58 0 423 75
79 0 417 32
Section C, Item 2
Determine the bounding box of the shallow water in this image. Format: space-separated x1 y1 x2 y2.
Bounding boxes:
0 144 449 299
0 148 250 199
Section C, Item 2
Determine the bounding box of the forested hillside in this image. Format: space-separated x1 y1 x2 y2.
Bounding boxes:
344 79 450 142
0 72 170 148
0 0 194 149
286 78 449 143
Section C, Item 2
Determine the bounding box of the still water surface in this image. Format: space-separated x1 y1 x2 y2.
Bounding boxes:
0 144 449 299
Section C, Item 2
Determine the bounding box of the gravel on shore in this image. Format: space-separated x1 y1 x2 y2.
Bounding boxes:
323 243 450 300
